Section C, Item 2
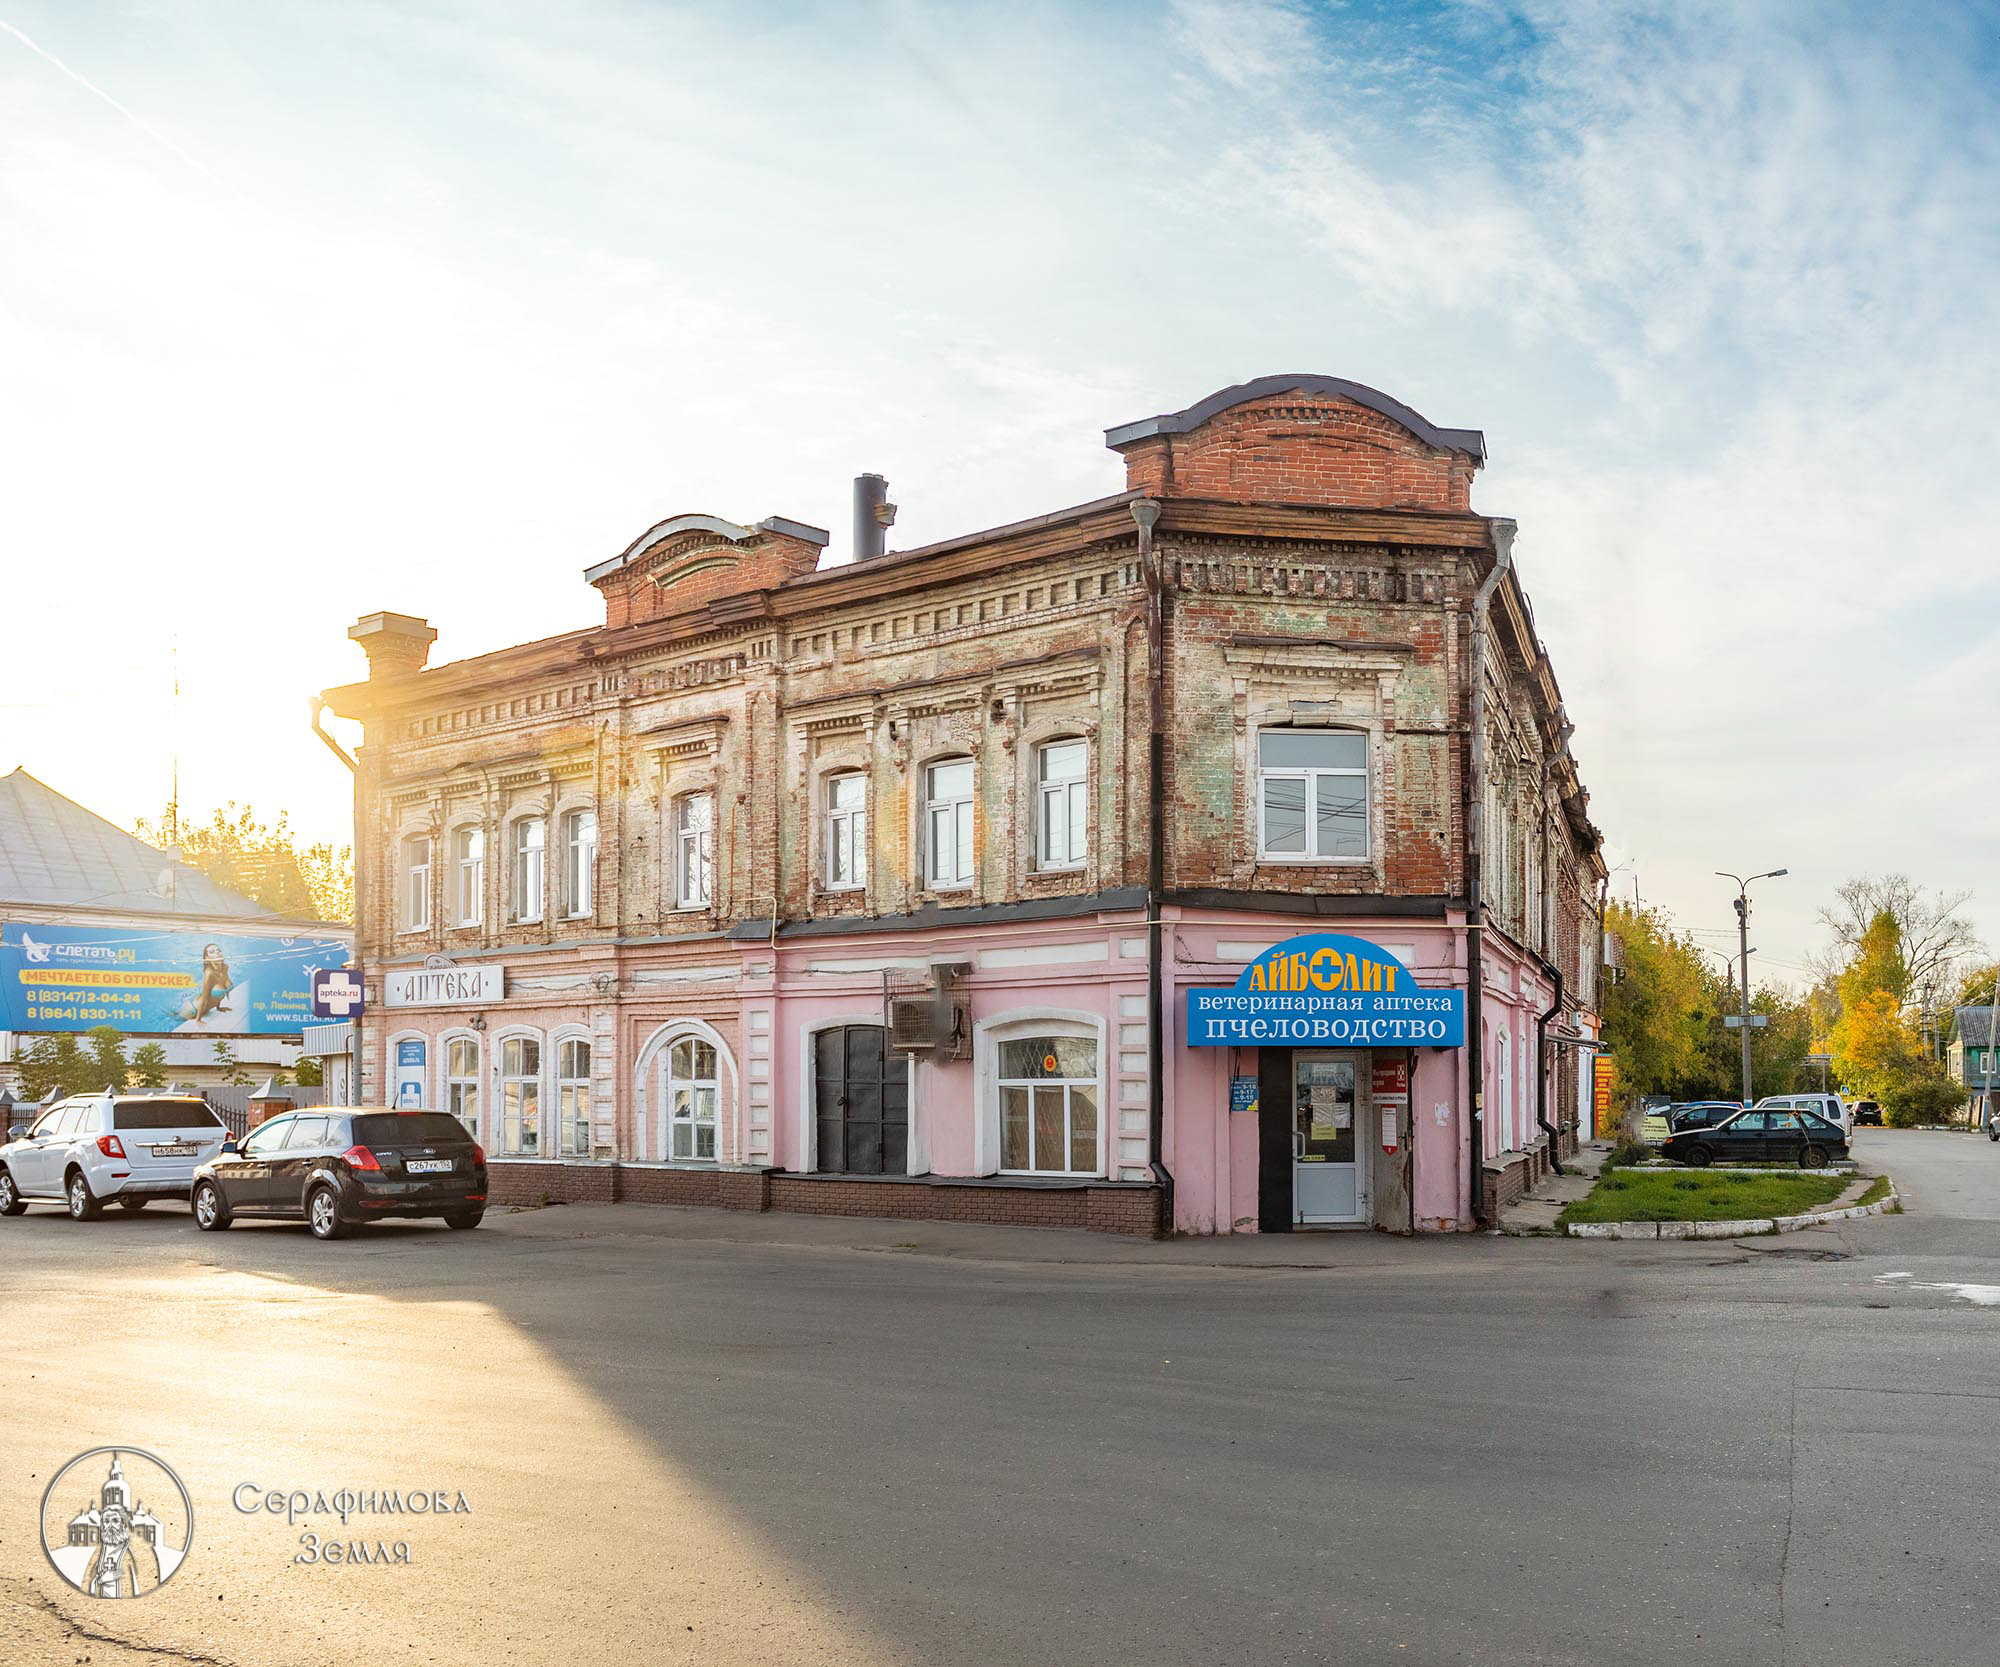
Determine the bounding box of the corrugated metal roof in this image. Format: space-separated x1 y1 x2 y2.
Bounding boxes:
1957 1007 1996 1048
0 769 268 917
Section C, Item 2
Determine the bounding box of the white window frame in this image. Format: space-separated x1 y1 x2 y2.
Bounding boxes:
1035 739 1089 871
511 817 545 923
925 758 975 890
1495 1026 1512 1154
556 1036 592 1157
823 773 867 891
452 826 484 928
498 1033 542 1156
665 1035 719 1162
444 1035 481 1138
402 834 431 933
674 793 713 910
995 1032 1102 1177
1254 727 1371 864
562 809 596 920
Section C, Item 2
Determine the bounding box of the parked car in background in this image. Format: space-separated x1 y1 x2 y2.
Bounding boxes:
1755 1092 1851 1138
1661 1107 1849 1169
0 1094 232 1220
1661 1102 1743 1136
1851 1100 1883 1127
191 1108 487 1241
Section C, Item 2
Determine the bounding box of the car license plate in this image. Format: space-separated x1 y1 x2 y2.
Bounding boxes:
148 1142 198 1157
406 1158 453 1174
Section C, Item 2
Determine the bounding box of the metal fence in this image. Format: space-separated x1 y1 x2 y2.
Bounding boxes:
201 1084 336 1138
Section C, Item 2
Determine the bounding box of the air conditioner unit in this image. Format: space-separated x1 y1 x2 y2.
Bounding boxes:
887 994 969 1058
888 996 943 1052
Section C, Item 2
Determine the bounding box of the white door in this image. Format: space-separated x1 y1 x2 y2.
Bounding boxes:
1292 1053 1368 1226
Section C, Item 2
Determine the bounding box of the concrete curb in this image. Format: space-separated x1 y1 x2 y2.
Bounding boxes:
1562 1187 1899 1240
1628 1162 1854 1177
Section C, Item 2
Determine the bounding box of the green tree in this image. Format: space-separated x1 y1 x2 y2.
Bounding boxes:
129 1043 170 1090
1601 902 1715 1099
134 802 352 923
16 1034 92 1100
293 1056 324 1088
211 1039 252 1087
84 1026 129 1092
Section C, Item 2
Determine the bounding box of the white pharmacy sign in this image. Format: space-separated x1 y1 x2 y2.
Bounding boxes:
383 966 503 1008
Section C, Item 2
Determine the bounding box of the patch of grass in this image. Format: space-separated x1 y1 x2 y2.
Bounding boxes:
1854 1175 1893 1209
1559 1167 1849 1226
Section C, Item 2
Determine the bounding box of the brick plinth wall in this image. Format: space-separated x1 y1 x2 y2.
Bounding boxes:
484 1161 1162 1236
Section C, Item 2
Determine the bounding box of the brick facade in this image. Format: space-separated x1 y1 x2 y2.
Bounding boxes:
327 376 1605 1238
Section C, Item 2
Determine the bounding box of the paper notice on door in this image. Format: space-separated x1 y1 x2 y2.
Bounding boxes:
1309 1085 1347 1141
1332 1107 1351 1129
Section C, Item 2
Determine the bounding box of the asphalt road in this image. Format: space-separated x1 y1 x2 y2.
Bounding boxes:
3 1132 1997 1667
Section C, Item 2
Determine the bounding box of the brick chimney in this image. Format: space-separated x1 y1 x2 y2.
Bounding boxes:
348 612 438 679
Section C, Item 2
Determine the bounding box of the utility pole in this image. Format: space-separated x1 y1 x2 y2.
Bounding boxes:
1983 977 2000 1134
1717 869 1787 1104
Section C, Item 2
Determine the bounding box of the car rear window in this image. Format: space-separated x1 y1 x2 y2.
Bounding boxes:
114 1100 225 1131
352 1113 473 1146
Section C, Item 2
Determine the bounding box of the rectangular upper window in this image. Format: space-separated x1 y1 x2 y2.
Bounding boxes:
1256 729 1369 862
1036 740 1088 870
675 794 714 909
402 834 431 932
511 818 545 922
925 759 974 889
824 773 866 890
453 826 483 928
563 810 596 919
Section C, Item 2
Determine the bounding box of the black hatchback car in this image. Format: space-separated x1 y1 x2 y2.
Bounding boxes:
1660 1107 1849 1169
191 1109 487 1240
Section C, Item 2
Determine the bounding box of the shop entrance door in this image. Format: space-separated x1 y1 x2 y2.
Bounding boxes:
1292 1053 1367 1226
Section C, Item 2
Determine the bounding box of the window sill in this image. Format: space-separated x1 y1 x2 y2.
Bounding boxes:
1253 855 1374 868
1032 863 1088 877
819 882 866 895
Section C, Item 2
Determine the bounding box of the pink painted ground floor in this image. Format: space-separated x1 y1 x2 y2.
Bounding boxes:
359 901 1594 1234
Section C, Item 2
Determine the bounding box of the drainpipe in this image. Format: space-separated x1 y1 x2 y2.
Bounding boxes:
310 698 362 1108
1463 519 1515 1226
1132 497 1174 1233
1535 962 1566 1176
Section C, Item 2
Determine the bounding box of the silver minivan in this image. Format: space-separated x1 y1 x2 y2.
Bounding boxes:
0 1093 234 1219
1754 1092 1851 1140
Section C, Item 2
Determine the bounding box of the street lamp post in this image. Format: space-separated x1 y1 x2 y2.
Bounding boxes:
1717 869 1788 1105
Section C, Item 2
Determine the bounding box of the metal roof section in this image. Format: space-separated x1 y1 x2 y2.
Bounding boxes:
1104 374 1487 459
0 768 269 917
583 512 831 584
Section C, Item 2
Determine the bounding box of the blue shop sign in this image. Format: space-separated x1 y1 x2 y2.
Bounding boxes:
1185 932 1465 1048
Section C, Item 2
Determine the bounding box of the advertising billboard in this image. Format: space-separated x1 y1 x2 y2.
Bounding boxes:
1 923 352 1037
1185 933 1467 1048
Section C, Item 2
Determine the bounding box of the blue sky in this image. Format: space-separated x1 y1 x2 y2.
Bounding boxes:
3 0 1996 980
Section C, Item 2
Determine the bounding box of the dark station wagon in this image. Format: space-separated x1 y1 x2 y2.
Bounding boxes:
1658 1107 1849 1170
191 1109 487 1241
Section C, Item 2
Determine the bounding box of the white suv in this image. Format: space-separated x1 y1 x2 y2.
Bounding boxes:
1754 1092 1851 1139
0 1094 233 1220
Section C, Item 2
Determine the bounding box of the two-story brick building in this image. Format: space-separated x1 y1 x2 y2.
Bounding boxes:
324 374 1606 1235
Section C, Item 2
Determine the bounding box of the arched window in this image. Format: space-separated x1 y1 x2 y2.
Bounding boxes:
1495 1027 1512 1154
563 810 596 920
925 758 974 889
997 1034 1099 1175
511 818 545 923
1035 740 1088 870
499 1036 542 1155
445 1036 480 1136
401 834 431 932
557 1037 591 1157
674 794 713 908
665 1036 718 1161
453 827 483 927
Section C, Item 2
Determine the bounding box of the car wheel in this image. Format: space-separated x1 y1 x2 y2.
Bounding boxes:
0 1169 23 1217
444 1209 484 1231
192 1181 231 1232
1800 1143 1828 1168
1684 1145 1713 1169
118 1196 148 1211
306 1184 349 1241
66 1169 101 1220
